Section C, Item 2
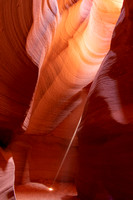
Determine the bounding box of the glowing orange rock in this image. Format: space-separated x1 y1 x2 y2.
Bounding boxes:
25 0 123 135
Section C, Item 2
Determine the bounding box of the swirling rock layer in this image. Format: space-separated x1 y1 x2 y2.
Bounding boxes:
25 0 122 135
0 0 37 131
76 0 133 199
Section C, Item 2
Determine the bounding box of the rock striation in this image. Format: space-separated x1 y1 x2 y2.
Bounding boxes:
76 0 133 199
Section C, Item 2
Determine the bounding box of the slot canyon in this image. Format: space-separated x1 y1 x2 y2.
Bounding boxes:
0 0 133 199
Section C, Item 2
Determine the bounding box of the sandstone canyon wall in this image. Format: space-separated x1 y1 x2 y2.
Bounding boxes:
0 0 38 138
76 0 133 199
22 0 123 190
0 0 37 198
0 0 128 199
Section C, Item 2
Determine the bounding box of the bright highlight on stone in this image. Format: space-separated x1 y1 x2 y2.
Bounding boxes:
48 187 54 191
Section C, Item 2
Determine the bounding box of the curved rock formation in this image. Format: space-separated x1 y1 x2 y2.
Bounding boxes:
1 0 129 198
76 0 133 199
0 2 37 196
0 148 16 199
26 0 60 66
25 0 123 135
0 0 37 133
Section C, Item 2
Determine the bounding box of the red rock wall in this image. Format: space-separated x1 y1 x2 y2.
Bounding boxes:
25 0 122 136
21 0 123 187
0 1 127 198
76 0 133 199
0 1 37 196
0 0 38 132
0 148 16 199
